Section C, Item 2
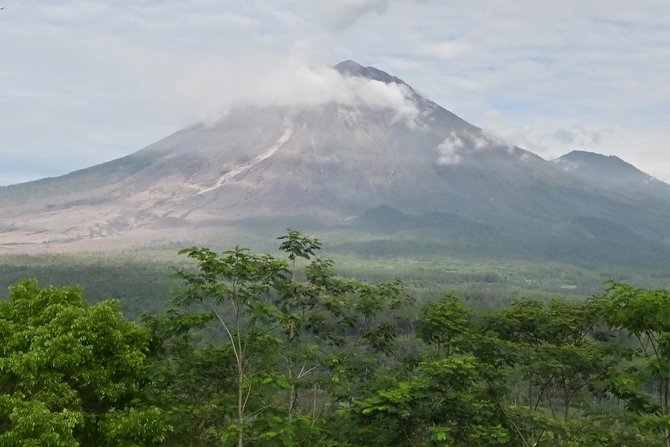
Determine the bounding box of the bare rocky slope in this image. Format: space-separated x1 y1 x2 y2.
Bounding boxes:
1 61 669 267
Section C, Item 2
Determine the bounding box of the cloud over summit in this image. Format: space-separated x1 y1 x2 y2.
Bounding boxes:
169 59 420 126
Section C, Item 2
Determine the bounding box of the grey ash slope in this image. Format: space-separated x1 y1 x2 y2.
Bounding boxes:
1 61 669 268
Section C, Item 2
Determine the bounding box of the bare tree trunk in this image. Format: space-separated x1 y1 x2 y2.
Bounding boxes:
238 364 244 447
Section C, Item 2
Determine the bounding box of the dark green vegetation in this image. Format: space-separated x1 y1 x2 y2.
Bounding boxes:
1 237 668 320
3 231 670 445
0 251 181 318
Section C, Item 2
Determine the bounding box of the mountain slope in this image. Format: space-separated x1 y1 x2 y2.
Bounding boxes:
555 150 670 202
0 61 669 268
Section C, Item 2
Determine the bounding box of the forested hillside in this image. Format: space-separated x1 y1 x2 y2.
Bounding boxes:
2 232 670 446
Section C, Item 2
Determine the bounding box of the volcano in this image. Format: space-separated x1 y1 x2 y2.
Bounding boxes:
1 61 669 267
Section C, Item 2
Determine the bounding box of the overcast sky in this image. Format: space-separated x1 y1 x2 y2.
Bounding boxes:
0 0 668 185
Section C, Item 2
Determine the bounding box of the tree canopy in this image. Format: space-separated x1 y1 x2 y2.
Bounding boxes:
0 279 165 446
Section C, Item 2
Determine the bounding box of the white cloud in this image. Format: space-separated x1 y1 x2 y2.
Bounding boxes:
322 0 391 29
437 132 465 165
419 41 472 60
246 62 418 115
436 130 500 165
123 53 420 125
551 126 602 147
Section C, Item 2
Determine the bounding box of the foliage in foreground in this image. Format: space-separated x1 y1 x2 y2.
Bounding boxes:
3 231 670 446
0 280 165 446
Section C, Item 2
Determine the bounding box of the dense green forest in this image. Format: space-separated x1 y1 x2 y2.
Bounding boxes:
2 231 670 446
2 242 664 320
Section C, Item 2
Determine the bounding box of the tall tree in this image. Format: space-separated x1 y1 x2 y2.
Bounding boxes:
483 298 617 446
0 279 165 446
170 231 412 446
597 282 670 447
175 246 288 447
